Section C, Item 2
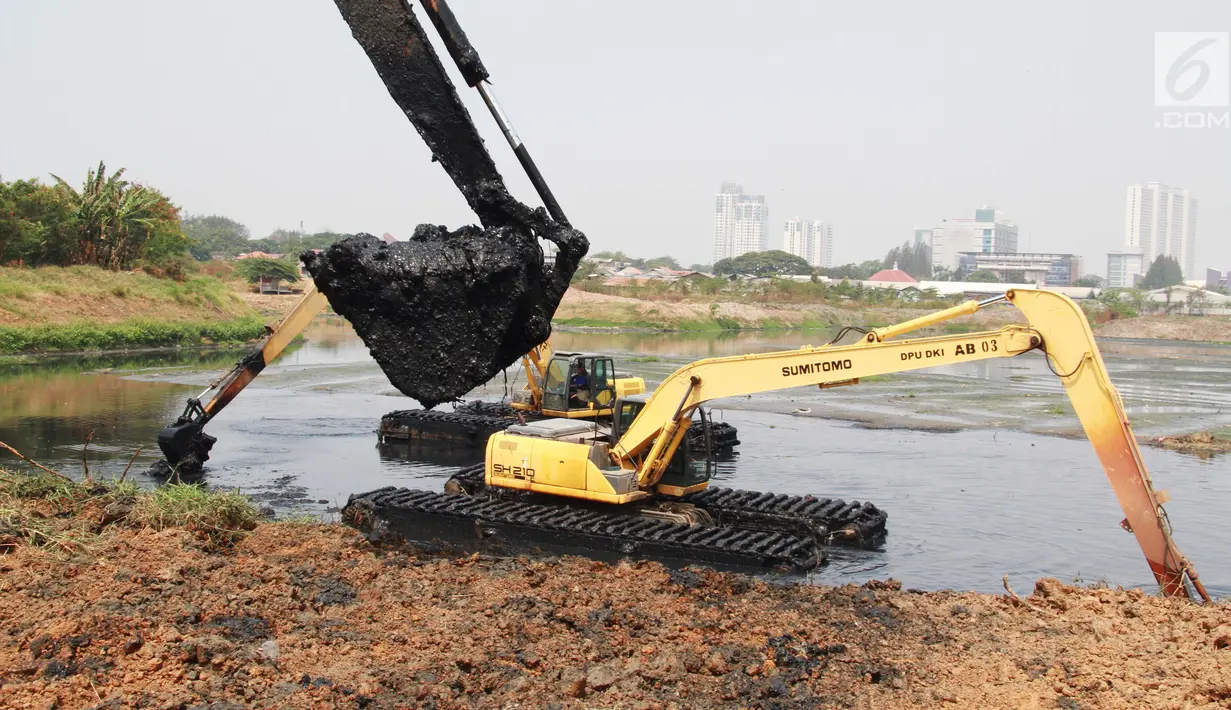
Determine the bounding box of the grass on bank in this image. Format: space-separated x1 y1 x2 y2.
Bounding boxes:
0 317 266 354
0 265 252 318
0 467 261 552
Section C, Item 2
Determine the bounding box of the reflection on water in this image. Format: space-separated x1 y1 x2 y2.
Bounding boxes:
2 320 1229 597
0 348 249 468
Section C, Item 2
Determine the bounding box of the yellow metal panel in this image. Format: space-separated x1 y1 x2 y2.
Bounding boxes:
614 377 646 397
486 433 587 492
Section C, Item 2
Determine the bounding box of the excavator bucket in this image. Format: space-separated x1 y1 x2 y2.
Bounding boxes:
314 0 587 408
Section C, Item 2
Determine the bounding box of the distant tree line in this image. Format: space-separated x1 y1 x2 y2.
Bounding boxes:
589 250 682 271
182 217 347 261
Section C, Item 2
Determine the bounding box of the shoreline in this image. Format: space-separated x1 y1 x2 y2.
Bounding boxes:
3 318 1217 360
0 469 1223 709
0 317 266 357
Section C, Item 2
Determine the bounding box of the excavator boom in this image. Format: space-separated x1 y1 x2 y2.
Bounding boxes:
488 289 1205 600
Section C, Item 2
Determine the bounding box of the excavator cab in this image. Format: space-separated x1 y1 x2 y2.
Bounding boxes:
613 394 712 493
542 352 619 417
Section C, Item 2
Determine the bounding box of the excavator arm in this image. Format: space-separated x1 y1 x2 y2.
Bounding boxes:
156 284 329 465
516 342 552 410
612 289 1206 600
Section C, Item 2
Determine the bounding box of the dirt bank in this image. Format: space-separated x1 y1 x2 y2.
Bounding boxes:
2 515 1226 708
556 290 1230 341
555 289 1022 332
0 267 255 326
1092 315 1231 343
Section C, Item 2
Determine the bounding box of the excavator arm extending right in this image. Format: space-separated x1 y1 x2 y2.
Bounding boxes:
604 289 1207 600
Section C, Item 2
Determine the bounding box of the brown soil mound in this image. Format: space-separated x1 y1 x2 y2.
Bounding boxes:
1151 430 1231 459
2 522 1227 709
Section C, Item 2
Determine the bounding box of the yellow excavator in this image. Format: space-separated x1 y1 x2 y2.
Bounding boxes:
510 342 645 419
463 289 1207 601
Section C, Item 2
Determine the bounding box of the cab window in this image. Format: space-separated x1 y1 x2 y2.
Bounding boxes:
545 358 568 395
591 359 611 390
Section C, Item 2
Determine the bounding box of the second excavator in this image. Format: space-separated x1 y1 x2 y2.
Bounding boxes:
379 342 741 452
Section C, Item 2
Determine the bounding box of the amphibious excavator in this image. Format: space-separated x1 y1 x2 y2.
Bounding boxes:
346 289 1209 601
379 342 741 451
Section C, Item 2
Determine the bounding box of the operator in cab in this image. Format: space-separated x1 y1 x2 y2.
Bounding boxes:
569 363 590 407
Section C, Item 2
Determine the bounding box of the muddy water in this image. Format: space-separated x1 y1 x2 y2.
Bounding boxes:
2 318 1229 597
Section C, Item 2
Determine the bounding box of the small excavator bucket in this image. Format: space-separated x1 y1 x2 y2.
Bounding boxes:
152 399 216 475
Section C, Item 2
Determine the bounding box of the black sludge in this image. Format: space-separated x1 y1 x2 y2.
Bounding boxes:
302 195 586 409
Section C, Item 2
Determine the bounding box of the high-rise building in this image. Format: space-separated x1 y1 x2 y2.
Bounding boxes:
713 182 767 262
929 207 1018 270
1106 251 1144 288
1124 183 1198 278
913 228 933 247
783 218 833 268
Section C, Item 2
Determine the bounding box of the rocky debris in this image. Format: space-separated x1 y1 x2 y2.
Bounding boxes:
2 517 1229 709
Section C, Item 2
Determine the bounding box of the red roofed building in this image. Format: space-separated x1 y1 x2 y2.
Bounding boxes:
867 267 917 283
382 233 397 244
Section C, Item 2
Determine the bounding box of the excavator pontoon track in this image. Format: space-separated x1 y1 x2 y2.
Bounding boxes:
673 487 887 548
343 465 886 571
379 405 741 450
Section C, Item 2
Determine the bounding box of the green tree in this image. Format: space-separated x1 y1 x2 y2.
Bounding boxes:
817 260 883 280
266 228 304 244
182 214 251 260
570 258 600 286
1140 255 1183 289
1074 275 1104 288
51 162 183 270
0 179 78 266
930 265 956 282
713 250 812 276
966 269 1000 283
881 240 932 279
644 255 681 270
235 257 299 285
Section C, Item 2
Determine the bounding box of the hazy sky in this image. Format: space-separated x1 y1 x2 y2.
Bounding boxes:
2 1 1228 275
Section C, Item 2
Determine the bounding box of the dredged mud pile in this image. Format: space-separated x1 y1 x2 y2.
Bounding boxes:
302 188 586 409
2 510 1229 709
